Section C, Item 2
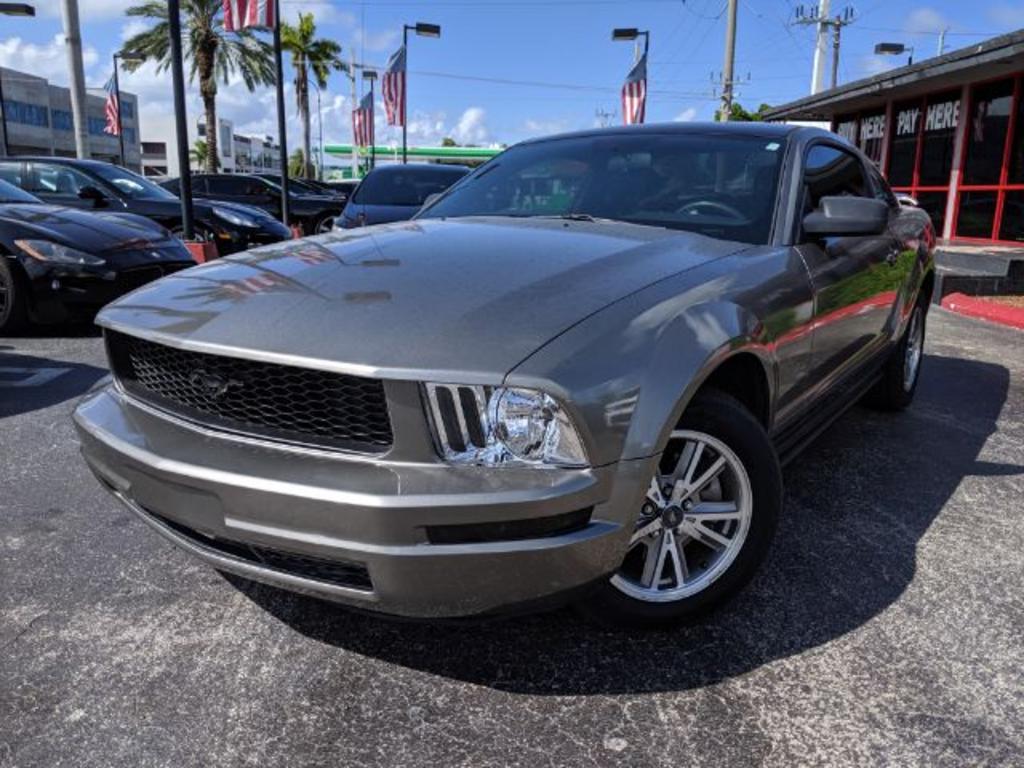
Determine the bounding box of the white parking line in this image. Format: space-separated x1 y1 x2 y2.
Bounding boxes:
0 367 73 388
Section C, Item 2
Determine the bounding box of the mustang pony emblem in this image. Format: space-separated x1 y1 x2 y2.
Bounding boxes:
188 369 243 399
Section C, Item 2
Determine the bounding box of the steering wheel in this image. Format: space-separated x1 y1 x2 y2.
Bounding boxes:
677 199 746 222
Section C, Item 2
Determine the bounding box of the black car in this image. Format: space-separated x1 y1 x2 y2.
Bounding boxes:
338 164 470 228
322 179 359 199
165 174 344 235
0 179 194 332
253 173 347 202
0 158 291 255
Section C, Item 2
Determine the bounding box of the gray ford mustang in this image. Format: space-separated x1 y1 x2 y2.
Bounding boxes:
74 124 935 628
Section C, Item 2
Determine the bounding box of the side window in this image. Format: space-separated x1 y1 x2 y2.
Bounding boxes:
802 145 870 214
25 163 98 196
206 176 248 196
0 161 23 187
867 164 898 207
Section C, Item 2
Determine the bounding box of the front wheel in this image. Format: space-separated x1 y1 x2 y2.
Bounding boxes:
0 258 30 334
866 302 926 411
580 390 782 629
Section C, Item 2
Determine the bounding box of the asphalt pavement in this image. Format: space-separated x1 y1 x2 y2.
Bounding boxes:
2 310 1022 767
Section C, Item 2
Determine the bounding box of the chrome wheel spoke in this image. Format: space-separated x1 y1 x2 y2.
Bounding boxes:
665 529 688 587
647 476 666 508
640 533 664 587
681 519 731 552
687 500 740 522
630 517 663 546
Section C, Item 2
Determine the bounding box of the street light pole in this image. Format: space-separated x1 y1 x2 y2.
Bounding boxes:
272 0 289 227
167 0 194 239
60 0 89 158
719 0 738 121
401 22 441 164
0 4 36 157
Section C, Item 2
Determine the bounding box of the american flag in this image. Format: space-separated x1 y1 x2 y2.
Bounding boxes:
353 91 374 148
102 74 120 136
621 53 647 125
382 45 406 127
223 0 275 32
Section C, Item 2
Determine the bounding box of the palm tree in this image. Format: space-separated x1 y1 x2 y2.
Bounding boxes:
281 13 346 178
288 149 306 177
122 0 274 173
189 139 209 170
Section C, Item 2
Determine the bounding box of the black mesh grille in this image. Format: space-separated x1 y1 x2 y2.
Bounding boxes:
151 511 373 591
106 330 393 453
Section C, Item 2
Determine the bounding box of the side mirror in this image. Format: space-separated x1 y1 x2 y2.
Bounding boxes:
77 185 107 207
895 193 919 208
802 196 888 238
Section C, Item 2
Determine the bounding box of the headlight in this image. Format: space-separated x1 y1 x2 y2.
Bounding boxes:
15 239 105 266
212 206 259 228
425 383 588 468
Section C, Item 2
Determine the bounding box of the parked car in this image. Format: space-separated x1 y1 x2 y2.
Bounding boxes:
337 164 470 228
75 124 935 628
0 179 194 332
322 179 359 200
252 173 347 201
165 174 344 235
0 158 291 254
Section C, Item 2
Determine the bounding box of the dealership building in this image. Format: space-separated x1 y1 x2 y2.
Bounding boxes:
766 29 1024 246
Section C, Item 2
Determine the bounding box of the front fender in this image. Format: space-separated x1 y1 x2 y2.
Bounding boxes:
505 269 775 467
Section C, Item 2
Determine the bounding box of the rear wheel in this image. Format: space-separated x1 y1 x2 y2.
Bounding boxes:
312 213 337 234
580 390 782 629
0 258 30 334
866 302 926 411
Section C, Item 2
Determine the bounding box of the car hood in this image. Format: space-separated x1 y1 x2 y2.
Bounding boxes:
97 217 746 380
0 203 174 252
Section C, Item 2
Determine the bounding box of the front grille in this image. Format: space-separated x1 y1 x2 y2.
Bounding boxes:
151 511 373 591
106 330 393 453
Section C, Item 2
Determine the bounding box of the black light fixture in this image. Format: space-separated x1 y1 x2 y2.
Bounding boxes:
0 3 35 15
875 42 915 65
612 27 649 56
413 22 441 38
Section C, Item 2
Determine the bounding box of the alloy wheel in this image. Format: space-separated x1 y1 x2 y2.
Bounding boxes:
315 216 336 234
0 269 9 320
903 307 924 392
611 430 753 603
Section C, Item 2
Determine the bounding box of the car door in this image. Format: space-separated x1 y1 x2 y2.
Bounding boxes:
796 142 902 386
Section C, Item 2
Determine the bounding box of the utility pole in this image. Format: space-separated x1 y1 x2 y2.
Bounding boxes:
595 107 616 127
167 0 194 239
349 48 358 177
795 4 855 93
718 0 738 122
937 27 948 56
60 0 89 158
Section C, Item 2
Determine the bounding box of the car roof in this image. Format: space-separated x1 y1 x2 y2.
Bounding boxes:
4 156 115 169
516 121 808 147
364 163 471 176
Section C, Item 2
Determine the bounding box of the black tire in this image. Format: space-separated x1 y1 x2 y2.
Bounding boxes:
311 213 337 235
866 301 926 411
0 257 30 334
579 390 782 630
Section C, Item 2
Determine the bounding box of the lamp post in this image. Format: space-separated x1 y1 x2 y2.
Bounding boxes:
166 0 194 240
611 27 649 63
112 50 144 167
362 69 377 171
0 3 36 158
401 21 440 164
874 42 915 67
310 78 324 180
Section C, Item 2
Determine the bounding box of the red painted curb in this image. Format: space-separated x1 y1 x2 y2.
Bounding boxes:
941 293 1024 330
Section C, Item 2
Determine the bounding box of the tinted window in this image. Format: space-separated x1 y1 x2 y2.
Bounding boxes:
956 191 997 238
355 167 470 207
858 111 886 166
24 163 97 196
999 191 1024 241
89 163 178 200
802 145 869 213
888 99 920 187
0 161 23 187
421 135 786 244
207 176 258 196
964 79 1013 185
918 92 960 186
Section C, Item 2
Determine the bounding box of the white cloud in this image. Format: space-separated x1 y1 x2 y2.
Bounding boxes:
523 118 568 135
120 19 150 42
673 107 698 122
903 8 950 35
0 34 99 84
281 2 355 27
452 107 489 145
34 0 134 19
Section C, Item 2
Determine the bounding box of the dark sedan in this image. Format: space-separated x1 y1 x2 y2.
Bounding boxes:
337 164 470 228
0 180 194 332
165 174 344 235
0 158 291 255
253 173 347 202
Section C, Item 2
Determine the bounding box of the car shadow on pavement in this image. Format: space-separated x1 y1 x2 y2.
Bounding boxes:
230 353 1019 696
0 351 107 419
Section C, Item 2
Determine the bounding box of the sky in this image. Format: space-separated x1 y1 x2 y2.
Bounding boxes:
2 0 1024 166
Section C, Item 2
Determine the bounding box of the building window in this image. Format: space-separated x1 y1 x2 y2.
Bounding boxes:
51 109 74 131
887 99 920 187
834 115 857 144
88 116 110 136
953 75 1023 242
3 100 49 127
121 100 135 119
918 91 960 186
858 111 886 165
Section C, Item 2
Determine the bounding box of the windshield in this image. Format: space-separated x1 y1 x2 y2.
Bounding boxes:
259 175 322 195
0 178 41 204
90 163 179 201
420 133 786 244
354 167 469 206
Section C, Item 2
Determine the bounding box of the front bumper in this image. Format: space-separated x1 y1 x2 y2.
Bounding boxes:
73 386 648 618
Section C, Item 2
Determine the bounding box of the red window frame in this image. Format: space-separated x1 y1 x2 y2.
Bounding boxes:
949 73 1024 244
